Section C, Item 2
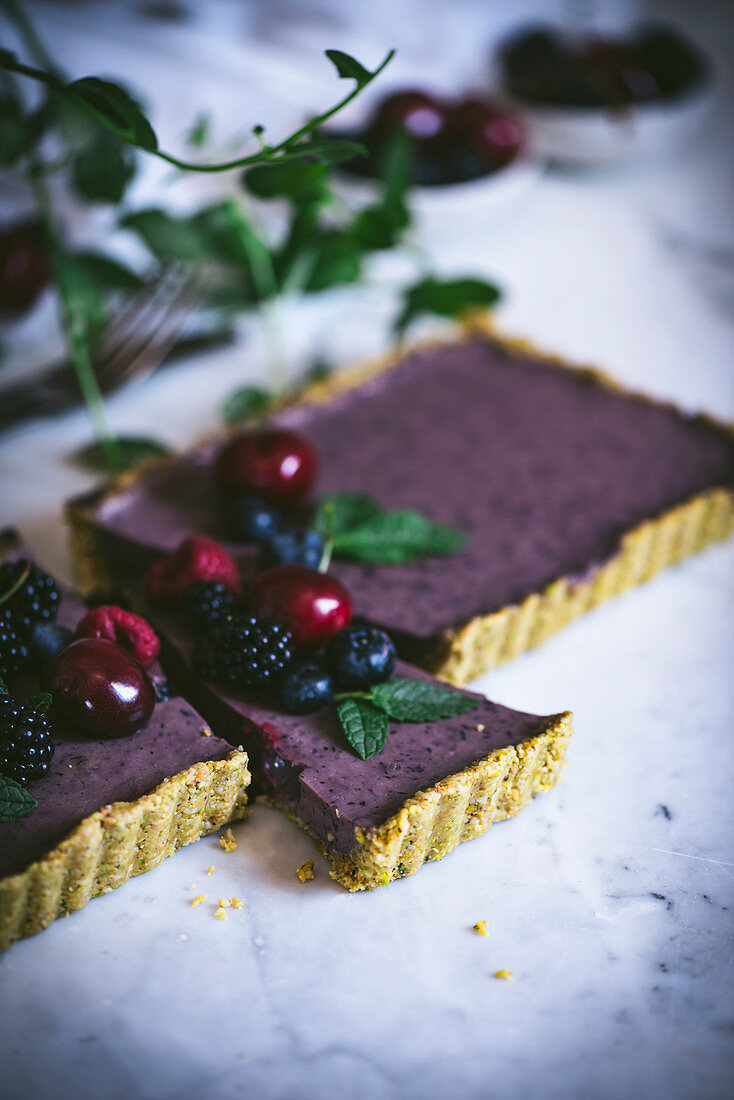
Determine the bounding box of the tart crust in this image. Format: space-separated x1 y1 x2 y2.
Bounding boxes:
0 750 250 951
270 711 572 890
65 316 734 685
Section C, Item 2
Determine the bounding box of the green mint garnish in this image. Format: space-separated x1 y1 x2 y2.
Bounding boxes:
336 697 389 761
314 492 467 565
71 435 171 474
394 275 501 336
221 386 273 426
369 678 482 722
336 678 481 759
25 692 53 714
0 774 37 823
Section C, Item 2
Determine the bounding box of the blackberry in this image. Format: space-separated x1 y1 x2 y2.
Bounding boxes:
183 581 238 630
0 609 28 678
0 559 60 631
0 695 55 784
192 615 293 689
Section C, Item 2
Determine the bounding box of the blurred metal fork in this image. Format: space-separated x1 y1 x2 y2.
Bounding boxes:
0 263 210 433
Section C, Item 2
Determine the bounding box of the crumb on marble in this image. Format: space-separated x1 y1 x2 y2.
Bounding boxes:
219 828 237 853
473 920 489 936
493 970 513 981
191 894 207 907
206 865 215 875
218 898 232 908
231 897 243 909
297 860 315 883
214 907 227 921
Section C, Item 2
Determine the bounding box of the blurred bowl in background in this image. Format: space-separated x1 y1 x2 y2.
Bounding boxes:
494 22 713 167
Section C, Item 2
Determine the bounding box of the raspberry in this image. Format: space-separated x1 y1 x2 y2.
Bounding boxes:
183 581 238 630
0 609 28 678
0 559 60 631
75 606 160 668
192 615 293 689
0 694 55 785
145 537 242 606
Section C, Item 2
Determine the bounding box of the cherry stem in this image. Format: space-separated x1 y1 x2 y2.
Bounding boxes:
318 502 335 573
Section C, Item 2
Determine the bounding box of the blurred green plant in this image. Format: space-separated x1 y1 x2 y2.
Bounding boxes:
0 0 501 471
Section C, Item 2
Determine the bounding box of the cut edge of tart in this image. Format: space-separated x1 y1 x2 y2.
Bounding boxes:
272 710 572 891
64 315 734 686
0 750 249 952
0 529 250 952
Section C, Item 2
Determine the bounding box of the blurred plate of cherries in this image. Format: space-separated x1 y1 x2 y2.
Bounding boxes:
495 23 712 166
330 88 543 232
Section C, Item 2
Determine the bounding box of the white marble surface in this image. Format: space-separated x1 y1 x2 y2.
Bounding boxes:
1 2 733 1098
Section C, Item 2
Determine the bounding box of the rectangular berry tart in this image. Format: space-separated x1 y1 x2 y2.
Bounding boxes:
145 595 571 891
67 320 734 685
0 530 250 952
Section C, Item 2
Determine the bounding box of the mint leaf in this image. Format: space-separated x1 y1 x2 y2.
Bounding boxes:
285 137 366 166
313 492 382 539
0 775 36 823
221 386 272 426
395 276 501 336
71 131 136 204
121 209 206 262
370 678 481 722
332 510 467 564
186 111 211 149
72 435 170 473
68 77 158 151
337 697 389 760
243 161 330 205
72 251 144 292
25 692 53 714
325 50 373 89
51 248 106 350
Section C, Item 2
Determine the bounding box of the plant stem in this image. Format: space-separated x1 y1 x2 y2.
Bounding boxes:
30 164 122 471
0 50 395 174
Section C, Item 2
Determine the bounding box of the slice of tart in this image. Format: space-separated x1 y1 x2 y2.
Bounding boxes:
67 322 734 684
151 603 571 891
0 530 250 952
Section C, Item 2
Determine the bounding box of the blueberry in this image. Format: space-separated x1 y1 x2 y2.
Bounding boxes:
280 662 334 715
23 621 74 670
325 626 396 690
226 495 280 543
260 528 324 570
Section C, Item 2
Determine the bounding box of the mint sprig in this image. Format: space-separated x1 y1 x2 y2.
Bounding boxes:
314 492 467 565
336 698 389 760
0 774 37 823
336 677 481 759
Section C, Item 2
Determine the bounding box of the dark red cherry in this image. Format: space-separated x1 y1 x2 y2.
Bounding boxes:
216 429 319 506
449 98 523 167
0 223 49 314
41 638 156 739
370 89 448 143
249 565 352 652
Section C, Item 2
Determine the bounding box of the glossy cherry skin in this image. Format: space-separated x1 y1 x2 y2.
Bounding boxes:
42 638 156 739
0 223 49 313
216 429 319 507
370 89 448 143
448 98 523 167
249 565 352 652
